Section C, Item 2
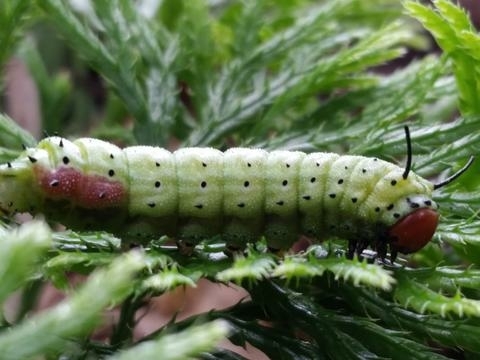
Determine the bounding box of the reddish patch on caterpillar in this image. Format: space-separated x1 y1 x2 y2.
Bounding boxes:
37 167 81 200
388 208 439 254
76 175 126 209
35 166 127 209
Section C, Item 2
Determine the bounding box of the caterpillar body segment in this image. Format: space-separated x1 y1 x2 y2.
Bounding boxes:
0 136 441 259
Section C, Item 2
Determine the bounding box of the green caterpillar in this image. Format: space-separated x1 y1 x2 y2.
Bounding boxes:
0 128 472 260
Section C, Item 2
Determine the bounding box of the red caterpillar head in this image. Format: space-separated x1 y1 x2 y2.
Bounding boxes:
383 127 474 260
388 207 439 254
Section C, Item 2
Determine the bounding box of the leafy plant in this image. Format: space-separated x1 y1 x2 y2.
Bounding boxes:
1 0 480 358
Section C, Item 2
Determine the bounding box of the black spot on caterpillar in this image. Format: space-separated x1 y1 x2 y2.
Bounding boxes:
0 127 473 260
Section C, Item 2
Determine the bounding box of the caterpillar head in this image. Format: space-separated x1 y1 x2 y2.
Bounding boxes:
388 207 439 255
382 127 474 260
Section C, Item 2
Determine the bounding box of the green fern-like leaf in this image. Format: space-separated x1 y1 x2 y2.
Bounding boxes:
395 272 480 317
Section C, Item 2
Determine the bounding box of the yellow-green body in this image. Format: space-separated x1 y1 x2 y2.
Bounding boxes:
0 137 436 250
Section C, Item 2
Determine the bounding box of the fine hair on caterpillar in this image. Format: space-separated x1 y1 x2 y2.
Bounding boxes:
0 126 474 261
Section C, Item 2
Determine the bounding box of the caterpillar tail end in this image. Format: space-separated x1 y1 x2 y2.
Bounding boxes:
0 157 42 215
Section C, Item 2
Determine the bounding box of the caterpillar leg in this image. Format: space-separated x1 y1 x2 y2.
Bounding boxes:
373 239 389 262
224 243 246 258
264 215 298 256
346 238 370 259
176 239 196 256
389 247 398 263
267 246 287 257
177 217 222 255
347 240 357 259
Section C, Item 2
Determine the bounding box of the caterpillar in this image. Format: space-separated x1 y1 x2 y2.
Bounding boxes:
0 127 473 260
